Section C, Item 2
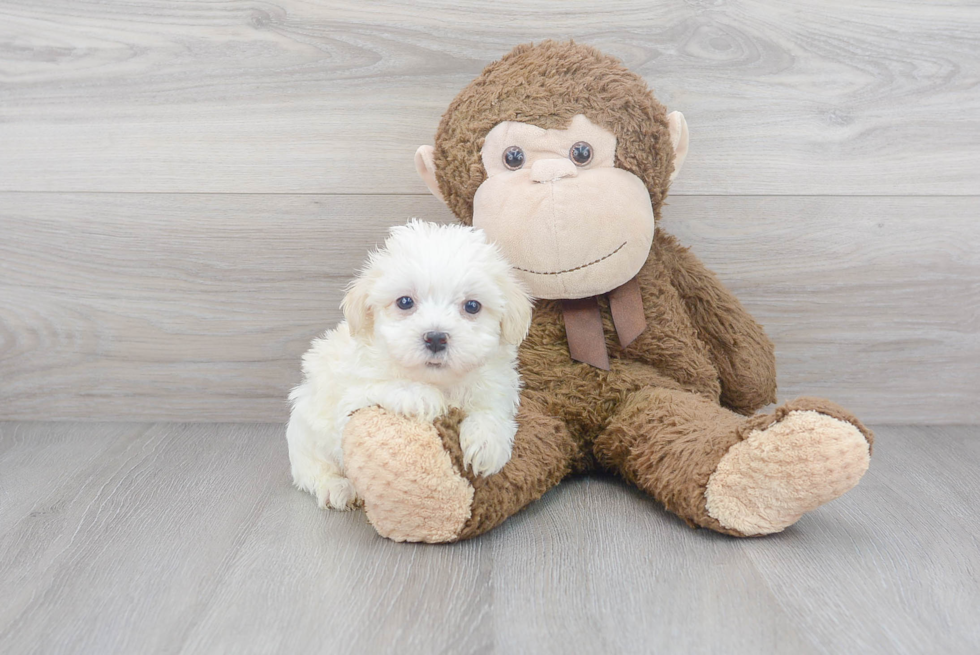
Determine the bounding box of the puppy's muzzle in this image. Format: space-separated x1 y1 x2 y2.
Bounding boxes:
423 331 448 354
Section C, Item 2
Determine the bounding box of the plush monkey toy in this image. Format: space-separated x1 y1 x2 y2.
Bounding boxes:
341 41 873 542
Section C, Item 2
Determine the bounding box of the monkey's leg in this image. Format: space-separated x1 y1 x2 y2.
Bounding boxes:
593 388 874 536
343 398 584 543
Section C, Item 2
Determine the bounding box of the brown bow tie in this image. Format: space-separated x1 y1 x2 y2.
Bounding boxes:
560 276 646 370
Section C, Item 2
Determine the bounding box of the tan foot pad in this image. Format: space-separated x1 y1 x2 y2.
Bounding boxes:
343 407 473 543
705 410 871 536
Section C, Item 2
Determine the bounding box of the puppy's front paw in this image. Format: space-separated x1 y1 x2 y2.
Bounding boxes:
313 474 360 511
459 413 515 477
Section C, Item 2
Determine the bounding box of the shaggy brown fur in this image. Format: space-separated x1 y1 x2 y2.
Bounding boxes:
430 230 789 538
343 41 873 541
433 41 676 224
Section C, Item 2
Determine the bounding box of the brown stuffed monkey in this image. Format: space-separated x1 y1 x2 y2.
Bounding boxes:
341 41 873 542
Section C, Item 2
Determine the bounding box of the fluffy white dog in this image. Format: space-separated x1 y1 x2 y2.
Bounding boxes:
287 220 533 510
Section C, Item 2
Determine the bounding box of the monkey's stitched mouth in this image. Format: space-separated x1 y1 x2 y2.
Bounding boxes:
513 242 627 276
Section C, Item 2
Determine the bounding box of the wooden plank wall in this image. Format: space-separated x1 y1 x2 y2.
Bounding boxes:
1 1 978 423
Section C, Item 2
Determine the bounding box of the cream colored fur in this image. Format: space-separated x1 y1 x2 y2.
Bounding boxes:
286 220 532 510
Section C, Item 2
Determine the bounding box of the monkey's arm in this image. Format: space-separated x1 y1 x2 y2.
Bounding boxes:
342 400 583 542
654 230 777 415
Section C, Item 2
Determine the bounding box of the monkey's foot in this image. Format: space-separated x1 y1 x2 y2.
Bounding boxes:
705 402 873 536
342 407 473 543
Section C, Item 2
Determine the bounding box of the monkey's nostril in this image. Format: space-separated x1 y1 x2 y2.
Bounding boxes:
423 331 449 353
530 158 578 183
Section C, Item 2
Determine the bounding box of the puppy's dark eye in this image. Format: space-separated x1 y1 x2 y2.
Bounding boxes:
464 300 482 315
396 296 415 310
569 141 593 166
502 146 525 170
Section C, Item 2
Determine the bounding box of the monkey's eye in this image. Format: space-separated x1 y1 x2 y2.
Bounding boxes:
569 141 593 166
463 300 482 315
396 296 415 310
502 146 525 170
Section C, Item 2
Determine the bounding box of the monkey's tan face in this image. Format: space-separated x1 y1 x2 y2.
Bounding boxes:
472 115 655 300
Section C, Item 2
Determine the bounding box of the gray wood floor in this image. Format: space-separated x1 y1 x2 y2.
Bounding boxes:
1 422 977 654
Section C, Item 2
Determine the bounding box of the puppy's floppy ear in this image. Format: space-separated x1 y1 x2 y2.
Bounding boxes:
497 269 534 346
341 272 375 339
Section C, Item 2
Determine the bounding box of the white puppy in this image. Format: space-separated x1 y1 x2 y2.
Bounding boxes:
287 220 533 510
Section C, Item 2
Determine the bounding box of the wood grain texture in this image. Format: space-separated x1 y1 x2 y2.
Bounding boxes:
0 422 978 654
1 0 978 194
2 193 976 423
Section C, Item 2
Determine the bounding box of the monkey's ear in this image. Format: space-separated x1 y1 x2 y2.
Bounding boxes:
667 111 689 182
414 145 446 203
340 274 375 340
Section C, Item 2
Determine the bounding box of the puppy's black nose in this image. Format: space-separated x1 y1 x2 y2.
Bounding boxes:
423 331 448 353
